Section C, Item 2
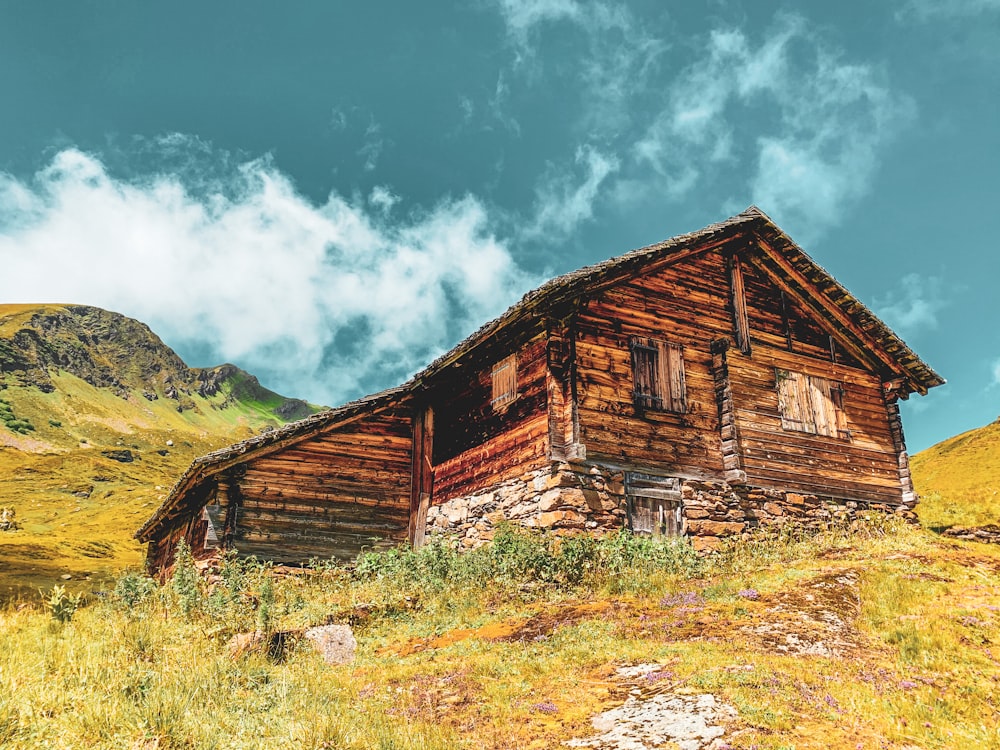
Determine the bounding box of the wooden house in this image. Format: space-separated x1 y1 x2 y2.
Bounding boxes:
136 207 943 573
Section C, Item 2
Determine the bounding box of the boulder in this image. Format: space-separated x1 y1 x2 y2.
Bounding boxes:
304 624 357 665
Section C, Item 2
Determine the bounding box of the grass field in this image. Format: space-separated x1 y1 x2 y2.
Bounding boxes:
0 371 292 596
1 522 998 749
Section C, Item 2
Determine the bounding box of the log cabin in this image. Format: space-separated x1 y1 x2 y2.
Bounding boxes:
136 207 943 573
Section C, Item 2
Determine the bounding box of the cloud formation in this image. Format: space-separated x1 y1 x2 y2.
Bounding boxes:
873 273 946 342
897 0 1000 21
491 6 910 244
525 145 619 240
0 146 533 405
633 15 912 239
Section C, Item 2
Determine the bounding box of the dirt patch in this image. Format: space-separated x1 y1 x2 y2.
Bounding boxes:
740 568 862 657
383 601 613 657
496 601 612 643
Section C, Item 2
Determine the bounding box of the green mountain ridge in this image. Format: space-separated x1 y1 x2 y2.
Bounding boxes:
0 304 313 421
0 303 321 594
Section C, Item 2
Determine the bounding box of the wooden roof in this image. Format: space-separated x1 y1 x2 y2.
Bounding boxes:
136 206 943 541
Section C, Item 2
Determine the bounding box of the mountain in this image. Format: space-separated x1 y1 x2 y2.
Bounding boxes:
911 416 1000 530
0 304 321 594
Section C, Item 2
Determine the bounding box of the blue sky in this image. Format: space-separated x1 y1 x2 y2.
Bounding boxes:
0 1 998 452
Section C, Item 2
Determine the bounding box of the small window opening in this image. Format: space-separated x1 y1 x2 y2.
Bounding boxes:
630 337 686 413
775 369 849 439
491 354 518 410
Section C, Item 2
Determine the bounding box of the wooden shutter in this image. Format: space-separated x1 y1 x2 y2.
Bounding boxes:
777 369 848 439
626 474 683 537
491 354 518 410
659 340 687 413
632 337 686 413
631 339 660 410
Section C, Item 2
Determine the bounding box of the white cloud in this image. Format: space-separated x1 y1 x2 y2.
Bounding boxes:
359 120 386 172
0 145 534 405
897 0 1000 21
492 0 664 135
368 185 399 214
494 0 582 43
524 145 619 239
631 14 912 240
991 357 1000 388
874 273 947 341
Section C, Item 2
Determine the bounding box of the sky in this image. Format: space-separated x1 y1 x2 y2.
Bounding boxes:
0 1 998 453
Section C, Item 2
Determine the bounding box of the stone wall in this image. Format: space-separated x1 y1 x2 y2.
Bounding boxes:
424 462 915 550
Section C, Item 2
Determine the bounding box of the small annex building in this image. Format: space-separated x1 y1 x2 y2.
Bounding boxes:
136 208 943 573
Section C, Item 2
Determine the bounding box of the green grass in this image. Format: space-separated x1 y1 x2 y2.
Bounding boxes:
0 370 306 597
2 522 998 749
912 417 1000 529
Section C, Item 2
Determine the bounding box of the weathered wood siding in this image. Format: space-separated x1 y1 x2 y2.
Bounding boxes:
740 255 865 368
228 404 413 561
573 250 730 478
433 334 550 502
573 242 904 504
728 245 904 503
727 347 902 503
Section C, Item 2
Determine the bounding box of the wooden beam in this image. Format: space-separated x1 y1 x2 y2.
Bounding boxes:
747 246 906 383
727 254 751 354
408 405 434 548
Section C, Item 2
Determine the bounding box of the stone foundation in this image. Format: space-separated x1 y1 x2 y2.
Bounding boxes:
425 462 916 550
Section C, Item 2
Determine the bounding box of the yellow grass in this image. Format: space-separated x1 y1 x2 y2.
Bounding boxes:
1 524 998 749
912 418 1000 528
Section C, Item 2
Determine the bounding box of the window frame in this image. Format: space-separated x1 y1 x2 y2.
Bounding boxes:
775 368 850 439
629 336 687 414
490 353 518 411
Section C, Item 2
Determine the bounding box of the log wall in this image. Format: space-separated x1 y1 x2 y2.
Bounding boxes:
573 250 732 477
228 404 414 562
727 346 903 503
433 334 551 502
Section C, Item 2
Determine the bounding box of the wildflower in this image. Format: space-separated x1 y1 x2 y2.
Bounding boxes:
737 588 759 600
532 701 558 714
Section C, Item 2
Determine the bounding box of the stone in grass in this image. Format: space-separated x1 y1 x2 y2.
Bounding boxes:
304 624 357 665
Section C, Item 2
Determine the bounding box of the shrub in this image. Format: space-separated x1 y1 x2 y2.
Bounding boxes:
170 539 201 616
44 584 81 623
113 571 157 611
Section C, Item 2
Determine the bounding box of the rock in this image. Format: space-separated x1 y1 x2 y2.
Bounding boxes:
691 536 722 552
538 489 565 512
686 520 746 537
534 510 586 528
228 631 266 659
101 449 135 463
304 624 357 665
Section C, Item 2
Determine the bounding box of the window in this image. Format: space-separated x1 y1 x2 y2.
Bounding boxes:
491 354 517 410
630 337 686 413
775 369 849 438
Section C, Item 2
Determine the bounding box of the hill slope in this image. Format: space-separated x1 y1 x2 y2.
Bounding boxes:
0 304 320 593
911 416 1000 529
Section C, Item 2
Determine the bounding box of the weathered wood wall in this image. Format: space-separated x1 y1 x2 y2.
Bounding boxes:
573 250 731 478
433 333 551 502
227 404 414 561
572 241 905 504
727 347 902 503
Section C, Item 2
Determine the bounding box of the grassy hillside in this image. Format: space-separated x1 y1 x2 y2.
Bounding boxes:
1 523 998 749
911 417 1000 529
0 304 320 595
